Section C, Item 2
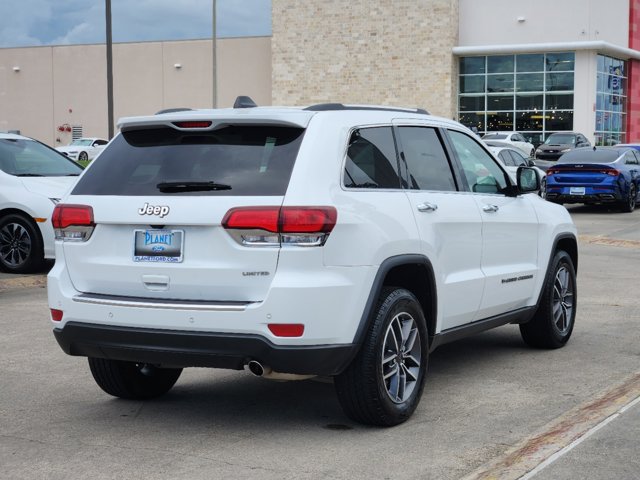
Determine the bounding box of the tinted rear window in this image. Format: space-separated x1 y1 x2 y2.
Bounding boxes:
559 149 620 163
72 125 304 196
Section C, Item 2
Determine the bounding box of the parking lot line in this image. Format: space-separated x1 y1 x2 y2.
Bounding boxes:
460 372 640 480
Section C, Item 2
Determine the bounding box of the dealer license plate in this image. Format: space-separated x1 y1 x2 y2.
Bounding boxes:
569 187 585 195
133 229 184 263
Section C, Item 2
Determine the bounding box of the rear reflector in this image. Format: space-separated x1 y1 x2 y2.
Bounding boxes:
268 324 305 337
50 309 63 322
173 121 212 129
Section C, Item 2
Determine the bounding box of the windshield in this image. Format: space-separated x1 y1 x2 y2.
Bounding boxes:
70 139 93 146
545 134 576 145
72 125 304 196
0 138 83 176
483 134 508 140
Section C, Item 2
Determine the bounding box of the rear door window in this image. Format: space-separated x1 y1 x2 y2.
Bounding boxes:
396 126 457 191
72 125 304 196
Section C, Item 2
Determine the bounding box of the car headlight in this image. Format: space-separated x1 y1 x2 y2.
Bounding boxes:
536 148 542 153
561 148 571 152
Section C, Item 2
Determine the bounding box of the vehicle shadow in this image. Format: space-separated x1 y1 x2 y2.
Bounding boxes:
75 327 535 431
564 204 627 214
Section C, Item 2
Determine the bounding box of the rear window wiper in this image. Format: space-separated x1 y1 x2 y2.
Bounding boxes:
15 173 45 177
156 181 232 193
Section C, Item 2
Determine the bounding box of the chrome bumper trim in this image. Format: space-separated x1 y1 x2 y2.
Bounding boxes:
72 293 252 311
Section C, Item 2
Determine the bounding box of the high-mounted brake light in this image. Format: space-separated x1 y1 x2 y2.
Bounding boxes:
222 206 337 247
52 204 95 242
172 121 212 129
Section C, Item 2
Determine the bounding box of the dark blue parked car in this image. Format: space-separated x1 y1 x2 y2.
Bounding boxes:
545 147 640 212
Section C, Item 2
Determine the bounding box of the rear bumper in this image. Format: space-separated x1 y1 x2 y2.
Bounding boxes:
53 321 357 375
546 188 622 204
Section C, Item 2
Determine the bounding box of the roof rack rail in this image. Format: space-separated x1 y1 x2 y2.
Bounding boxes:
304 103 430 115
155 108 193 115
233 96 258 108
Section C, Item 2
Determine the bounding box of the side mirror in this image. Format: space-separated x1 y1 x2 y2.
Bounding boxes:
517 166 540 193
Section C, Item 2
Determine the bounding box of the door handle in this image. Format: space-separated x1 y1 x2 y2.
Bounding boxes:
417 202 438 212
482 204 499 213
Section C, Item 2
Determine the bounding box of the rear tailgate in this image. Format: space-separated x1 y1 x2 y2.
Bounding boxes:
60 121 306 302
62 195 281 302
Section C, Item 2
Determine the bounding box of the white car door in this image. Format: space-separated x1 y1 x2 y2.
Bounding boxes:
447 130 540 321
396 124 484 330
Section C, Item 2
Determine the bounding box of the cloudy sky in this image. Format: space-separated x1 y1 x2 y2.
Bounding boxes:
0 0 271 48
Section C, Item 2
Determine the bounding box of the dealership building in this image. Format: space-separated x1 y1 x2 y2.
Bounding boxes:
2 0 640 147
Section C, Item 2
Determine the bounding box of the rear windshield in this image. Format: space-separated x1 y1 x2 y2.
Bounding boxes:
558 149 620 163
483 134 507 140
72 125 304 196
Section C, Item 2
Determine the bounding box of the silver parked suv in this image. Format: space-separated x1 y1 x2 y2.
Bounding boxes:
49 101 578 426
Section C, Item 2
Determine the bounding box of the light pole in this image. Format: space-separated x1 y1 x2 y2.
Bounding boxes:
212 0 217 108
106 0 114 138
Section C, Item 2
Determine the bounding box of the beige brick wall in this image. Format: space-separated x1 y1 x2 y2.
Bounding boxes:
272 0 459 118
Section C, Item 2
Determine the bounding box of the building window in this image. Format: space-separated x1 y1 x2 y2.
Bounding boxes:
458 52 575 146
595 55 627 146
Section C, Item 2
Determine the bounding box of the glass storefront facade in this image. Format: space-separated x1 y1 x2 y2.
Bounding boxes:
595 55 627 145
458 52 575 146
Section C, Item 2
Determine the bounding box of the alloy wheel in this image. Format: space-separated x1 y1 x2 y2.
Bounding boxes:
0 222 32 268
381 312 422 403
552 265 574 334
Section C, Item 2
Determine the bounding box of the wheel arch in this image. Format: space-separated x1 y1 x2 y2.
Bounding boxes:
352 255 437 350
530 233 578 312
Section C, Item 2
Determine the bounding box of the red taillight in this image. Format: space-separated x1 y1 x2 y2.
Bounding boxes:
52 204 94 229
547 168 559 175
173 121 212 129
50 309 63 322
601 168 620 176
268 323 304 337
222 207 280 232
280 207 337 233
222 206 337 247
52 204 95 242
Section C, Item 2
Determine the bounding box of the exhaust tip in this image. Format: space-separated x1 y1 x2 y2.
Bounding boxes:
247 360 265 377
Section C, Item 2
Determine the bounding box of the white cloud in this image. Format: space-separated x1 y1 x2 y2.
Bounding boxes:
0 0 271 48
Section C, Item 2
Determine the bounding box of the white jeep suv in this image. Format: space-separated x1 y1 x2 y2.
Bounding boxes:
48 102 578 426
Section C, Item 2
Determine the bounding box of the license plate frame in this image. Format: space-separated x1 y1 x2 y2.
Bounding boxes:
133 229 184 263
569 186 585 196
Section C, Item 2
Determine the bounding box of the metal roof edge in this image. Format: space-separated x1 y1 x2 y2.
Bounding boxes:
453 41 640 60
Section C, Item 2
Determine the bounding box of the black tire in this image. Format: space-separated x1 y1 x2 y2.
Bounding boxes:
334 287 428 426
78 151 89 162
620 183 636 213
539 177 547 199
0 213 45 273
520 250 576 349
88 358 182 400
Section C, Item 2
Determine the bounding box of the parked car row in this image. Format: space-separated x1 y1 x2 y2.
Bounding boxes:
0 133 83 273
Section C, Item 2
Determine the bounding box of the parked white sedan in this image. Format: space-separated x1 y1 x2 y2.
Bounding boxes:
482 132 535 157
0 133 83 273
487 144 547 197
56 137 108 162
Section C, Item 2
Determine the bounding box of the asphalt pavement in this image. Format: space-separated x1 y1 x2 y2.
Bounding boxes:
1 205 640 479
